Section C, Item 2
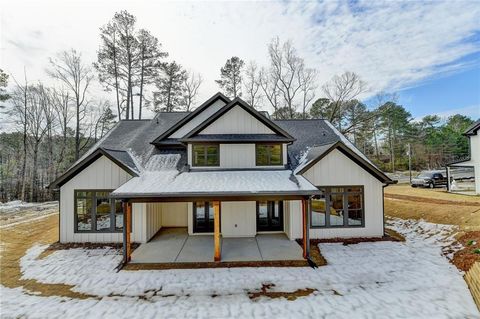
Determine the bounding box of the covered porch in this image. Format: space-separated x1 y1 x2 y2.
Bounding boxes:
111 169 320 267
130 228 304 263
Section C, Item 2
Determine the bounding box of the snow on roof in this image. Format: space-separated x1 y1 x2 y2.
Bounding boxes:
112 170 319 198
144 154 181 171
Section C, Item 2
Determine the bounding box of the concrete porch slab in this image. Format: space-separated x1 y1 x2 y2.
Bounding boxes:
131 228 188 263
175 235 213 262
256 234 304 261
221 237 262 261
130 228 303 264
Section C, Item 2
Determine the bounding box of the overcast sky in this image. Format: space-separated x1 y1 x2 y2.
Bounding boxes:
1 0 479 126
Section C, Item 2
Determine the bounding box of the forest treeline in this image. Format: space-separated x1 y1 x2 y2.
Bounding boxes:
0 10 476 202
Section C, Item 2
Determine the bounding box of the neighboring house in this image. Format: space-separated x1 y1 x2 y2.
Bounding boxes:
447 120 480 195
49 93 393 263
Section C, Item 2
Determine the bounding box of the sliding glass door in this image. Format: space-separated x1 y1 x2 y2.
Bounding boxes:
256 201 283 232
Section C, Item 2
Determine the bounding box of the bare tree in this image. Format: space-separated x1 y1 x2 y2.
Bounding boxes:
243 61 262 109
182 71 202 111
298 67 317 118
27 84 49 201
51 87 74 175
267 37 304 118
48 49 93 160
10 70 29 200
259 67 281 116
322 71 367 130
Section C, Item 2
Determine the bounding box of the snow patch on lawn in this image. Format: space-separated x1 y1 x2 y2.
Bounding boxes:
1 219 478 318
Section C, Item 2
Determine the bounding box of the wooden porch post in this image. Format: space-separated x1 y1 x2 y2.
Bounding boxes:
125 202 132 262
302 198 310 259
213 200 221 262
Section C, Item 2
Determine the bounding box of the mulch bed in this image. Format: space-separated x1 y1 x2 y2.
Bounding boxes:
452 231 480 272
298 230 404 247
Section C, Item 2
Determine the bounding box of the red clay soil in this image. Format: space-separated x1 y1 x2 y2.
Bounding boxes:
452 231 480 272
385 193 480 207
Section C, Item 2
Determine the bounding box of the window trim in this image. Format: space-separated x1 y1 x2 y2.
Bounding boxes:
255 143 283 166
191 143 220 167
74 189 126 233
310 185 365 229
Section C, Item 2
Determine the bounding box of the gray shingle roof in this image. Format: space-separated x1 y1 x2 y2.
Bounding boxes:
53 104 391 187
273 119 341 168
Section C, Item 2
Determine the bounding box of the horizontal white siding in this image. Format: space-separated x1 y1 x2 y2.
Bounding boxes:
220 201 256 237
200 105 274 135
290 149 384 239
59 155 133 243
188 143 287 169
170 99 226 138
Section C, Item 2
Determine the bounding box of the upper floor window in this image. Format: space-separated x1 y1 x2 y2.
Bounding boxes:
192 144 219 166
256 144 282 166
75 190 124 232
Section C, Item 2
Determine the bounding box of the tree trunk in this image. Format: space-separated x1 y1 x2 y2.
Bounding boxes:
75 93 80 160
20 86 28 201
138 54 145 119
31 141 39 202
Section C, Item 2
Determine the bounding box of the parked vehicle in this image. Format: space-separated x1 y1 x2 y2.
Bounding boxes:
411 171 448 188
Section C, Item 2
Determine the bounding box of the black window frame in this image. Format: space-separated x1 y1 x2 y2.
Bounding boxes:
192 143 220 167
256 200 284 232
74 189 127 233
310 186 365 228
255 143 283 166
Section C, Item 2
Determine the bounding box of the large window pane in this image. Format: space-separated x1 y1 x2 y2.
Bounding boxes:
311 191 326 227
348 210 362 226
329 193 345 226
257 201 268 228
311 186 364 228
114 200 124 231
77 197 92 231
96 197 111 231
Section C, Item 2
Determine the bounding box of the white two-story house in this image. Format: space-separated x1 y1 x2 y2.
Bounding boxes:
49 93 393 264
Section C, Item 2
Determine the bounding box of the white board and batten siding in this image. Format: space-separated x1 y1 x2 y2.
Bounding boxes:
59 155 132 243
288 148 385 239
188 143 287 169
200 105 274 135
170 99 226 138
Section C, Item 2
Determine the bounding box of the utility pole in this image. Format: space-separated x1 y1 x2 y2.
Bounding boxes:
408 143 412 183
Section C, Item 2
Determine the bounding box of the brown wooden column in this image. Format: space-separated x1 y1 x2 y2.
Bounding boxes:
125 202 132 262
213 201 221 262
301 198 311 259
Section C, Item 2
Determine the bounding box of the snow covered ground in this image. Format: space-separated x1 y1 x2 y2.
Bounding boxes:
0 200 58 228
1 218 478 318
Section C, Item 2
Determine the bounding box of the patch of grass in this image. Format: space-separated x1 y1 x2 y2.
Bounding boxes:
467 240 476 246
0 214 95 299
474 249 480 255
247 283 317 301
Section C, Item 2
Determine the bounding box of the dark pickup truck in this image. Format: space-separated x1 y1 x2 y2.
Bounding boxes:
411 171 448 189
